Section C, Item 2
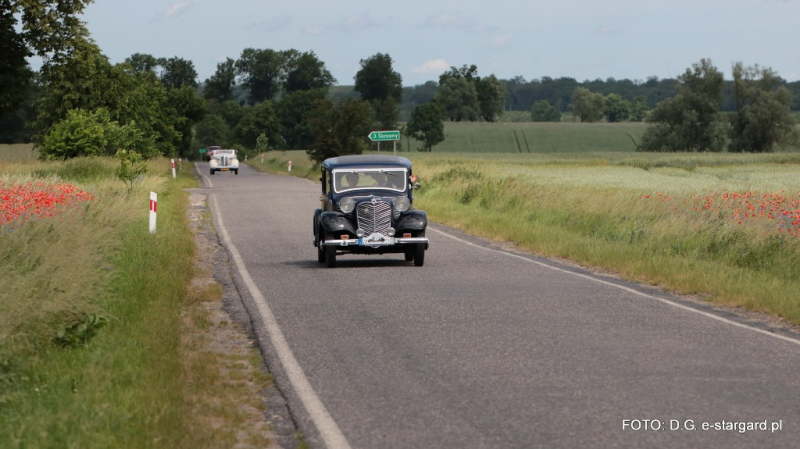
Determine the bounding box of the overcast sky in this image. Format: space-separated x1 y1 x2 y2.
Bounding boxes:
75 0 800 86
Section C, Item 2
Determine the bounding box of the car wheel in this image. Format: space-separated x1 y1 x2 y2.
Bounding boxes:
210 169 214 175
234 169 238 175
404 250 414 262
325 244 337 268
317 229 326 263
413 243 425 267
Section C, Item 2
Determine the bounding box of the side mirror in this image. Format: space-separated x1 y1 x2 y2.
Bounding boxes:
413 182 421 190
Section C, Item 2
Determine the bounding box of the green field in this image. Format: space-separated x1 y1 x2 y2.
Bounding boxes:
390 121 800 155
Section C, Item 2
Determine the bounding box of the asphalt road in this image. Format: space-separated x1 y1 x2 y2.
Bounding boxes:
198 162 800 449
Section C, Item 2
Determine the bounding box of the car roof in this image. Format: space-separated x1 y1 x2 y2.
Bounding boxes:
322 155 412 170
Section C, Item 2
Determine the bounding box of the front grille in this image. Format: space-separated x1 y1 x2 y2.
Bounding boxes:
356 200 392 235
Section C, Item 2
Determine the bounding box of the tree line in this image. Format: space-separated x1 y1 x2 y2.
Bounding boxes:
1 1 797 158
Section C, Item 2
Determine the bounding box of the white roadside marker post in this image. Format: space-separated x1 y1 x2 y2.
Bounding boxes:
171 159 176 179
149 192 157 234
288 161 292 172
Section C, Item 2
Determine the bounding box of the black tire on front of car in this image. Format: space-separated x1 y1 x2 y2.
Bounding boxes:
234 169 238 175
414 243 425 266
210 169 214 175
325 244 337 268
404 250 414 262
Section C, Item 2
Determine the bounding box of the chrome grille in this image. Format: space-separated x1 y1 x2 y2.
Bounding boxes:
356 199 392 235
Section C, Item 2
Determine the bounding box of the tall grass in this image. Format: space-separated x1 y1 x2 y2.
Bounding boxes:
0 154 242 447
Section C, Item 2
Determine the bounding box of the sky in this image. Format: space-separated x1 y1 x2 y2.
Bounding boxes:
70 0 800 86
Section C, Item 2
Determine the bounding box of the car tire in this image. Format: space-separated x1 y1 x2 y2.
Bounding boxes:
404 250 414 262
234 169 238 175
317 228 326 263
210 169 215 175
413 243 425 267
325 244 337 268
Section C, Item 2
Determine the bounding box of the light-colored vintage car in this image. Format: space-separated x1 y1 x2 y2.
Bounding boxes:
209 149 239 175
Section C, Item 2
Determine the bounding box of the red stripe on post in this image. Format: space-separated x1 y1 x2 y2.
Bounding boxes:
150 200 157 212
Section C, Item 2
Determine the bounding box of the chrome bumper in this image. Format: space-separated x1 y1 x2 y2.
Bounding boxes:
321 235 429 247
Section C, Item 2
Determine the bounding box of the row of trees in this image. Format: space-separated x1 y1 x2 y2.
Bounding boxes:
639 59 798 153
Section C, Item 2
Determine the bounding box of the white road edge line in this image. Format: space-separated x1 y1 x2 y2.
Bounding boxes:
429 226 800 347
210 194 352 449
194 162 213 188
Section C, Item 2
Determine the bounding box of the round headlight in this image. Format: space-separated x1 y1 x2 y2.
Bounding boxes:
394 196 410 212
338 197 355 213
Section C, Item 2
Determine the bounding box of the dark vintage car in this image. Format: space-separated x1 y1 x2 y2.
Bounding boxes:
313 155 429 267
205 145 222 162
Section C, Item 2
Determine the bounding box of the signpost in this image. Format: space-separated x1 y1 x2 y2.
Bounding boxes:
368 130 400 155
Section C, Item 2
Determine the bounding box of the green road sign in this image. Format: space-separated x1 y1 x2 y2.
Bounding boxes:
368 130 400 141
199 148 207 153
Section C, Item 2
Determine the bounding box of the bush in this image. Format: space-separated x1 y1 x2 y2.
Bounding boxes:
530 100 562 122
39 108 157 160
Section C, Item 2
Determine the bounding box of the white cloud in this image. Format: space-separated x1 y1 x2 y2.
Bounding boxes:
304 25 326 36
155 2 193 21
411 59 450 74
597 26 621 35
340 11 385 33
488 34 512 47
244 14 292 32
418 12 492 33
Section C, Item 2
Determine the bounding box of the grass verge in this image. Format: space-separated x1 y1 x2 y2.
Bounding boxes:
1 152 275 448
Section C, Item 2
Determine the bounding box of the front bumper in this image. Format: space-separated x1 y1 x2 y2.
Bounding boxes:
321 233 428 248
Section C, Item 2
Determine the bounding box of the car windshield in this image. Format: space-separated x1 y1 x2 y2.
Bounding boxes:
333 169 407 193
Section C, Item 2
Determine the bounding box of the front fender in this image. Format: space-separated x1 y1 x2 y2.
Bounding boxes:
396 210 427 232
320 212 357 235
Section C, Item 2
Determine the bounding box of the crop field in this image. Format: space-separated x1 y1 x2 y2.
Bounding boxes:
0 143 38 162
393 122 646 154
253 148 800 326
393 121 800 154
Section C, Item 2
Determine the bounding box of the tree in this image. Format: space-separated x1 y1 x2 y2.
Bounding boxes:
194 114 230 147
436 77 479 122
159 56 198 89
569 87 605 122
124 53 160 75
307 99 372 164
604 93 631 122
11 0 94 58
629 95 649 122
406 102 445 152
236 48 285 104
283 51 336 94
372 97 399 131
530 100 561 122
728 63 799 153
275 88 327 149
0 0 33 118
233 101 282 149
438 64 479 85
639 58 726 152
167 85 205 157
203 58 237 102
475 74 507 122
354 53 403 103
39 108 156 160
